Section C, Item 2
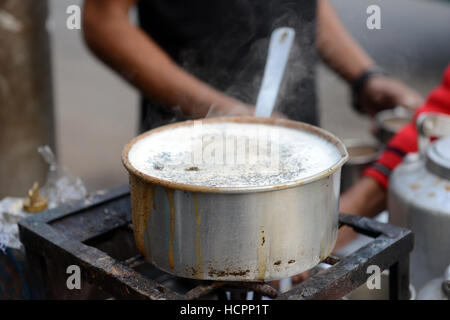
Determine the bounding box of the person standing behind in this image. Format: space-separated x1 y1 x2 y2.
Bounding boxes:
82 0 423 131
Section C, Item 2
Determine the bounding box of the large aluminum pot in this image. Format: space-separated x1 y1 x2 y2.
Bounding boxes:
122 117 348 282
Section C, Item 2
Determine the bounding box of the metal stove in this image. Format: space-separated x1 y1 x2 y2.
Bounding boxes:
18 185 413 300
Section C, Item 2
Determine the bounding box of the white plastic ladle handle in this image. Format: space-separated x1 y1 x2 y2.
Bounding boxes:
254 27 296 118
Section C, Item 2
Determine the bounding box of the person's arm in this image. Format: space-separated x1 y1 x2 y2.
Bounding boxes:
316 0 373 82
317 0 423 115
339 177 387 218
82 0 252 118
335 176 386 249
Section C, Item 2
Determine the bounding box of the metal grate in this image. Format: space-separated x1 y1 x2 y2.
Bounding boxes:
18 185 413 300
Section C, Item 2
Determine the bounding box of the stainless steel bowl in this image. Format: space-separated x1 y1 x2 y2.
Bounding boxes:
341 139 382 193
373 107 413 145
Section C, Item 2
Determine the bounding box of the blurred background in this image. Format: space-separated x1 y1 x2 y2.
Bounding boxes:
1 0 450 195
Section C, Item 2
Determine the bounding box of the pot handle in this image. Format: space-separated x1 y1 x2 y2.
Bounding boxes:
416 113 450 155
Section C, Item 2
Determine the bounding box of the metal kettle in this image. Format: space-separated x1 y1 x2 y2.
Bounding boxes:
388 113 450 290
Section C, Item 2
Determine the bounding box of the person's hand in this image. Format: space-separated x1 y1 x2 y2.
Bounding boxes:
205 102 254 118
358 75 424 116
205 102 287 119
270 111 288 119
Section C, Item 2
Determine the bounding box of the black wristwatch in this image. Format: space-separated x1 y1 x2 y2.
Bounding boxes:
351 67 387 114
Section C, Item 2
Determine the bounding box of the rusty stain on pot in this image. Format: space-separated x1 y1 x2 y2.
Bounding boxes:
193 193 203 276
428 192 436 198
207 267 250 277
130 176 155 256
257 227 267 280
410 183 421 190
186 266 203 278
288 259 295 264
326 178 332 256
274 260 281 266
445 185 450 191
165 189 175 269
319 233 327 262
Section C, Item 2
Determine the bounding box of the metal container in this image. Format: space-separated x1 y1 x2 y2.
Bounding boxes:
341 139 381 193
122 117 348 282
372 107 412 145
388 114 450 289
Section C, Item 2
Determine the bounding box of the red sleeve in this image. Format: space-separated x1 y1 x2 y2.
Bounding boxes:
363 65 450 189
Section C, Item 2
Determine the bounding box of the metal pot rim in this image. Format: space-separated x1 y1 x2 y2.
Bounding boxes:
122 116 348 194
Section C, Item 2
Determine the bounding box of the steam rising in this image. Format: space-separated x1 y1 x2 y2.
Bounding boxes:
177 3 318 121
